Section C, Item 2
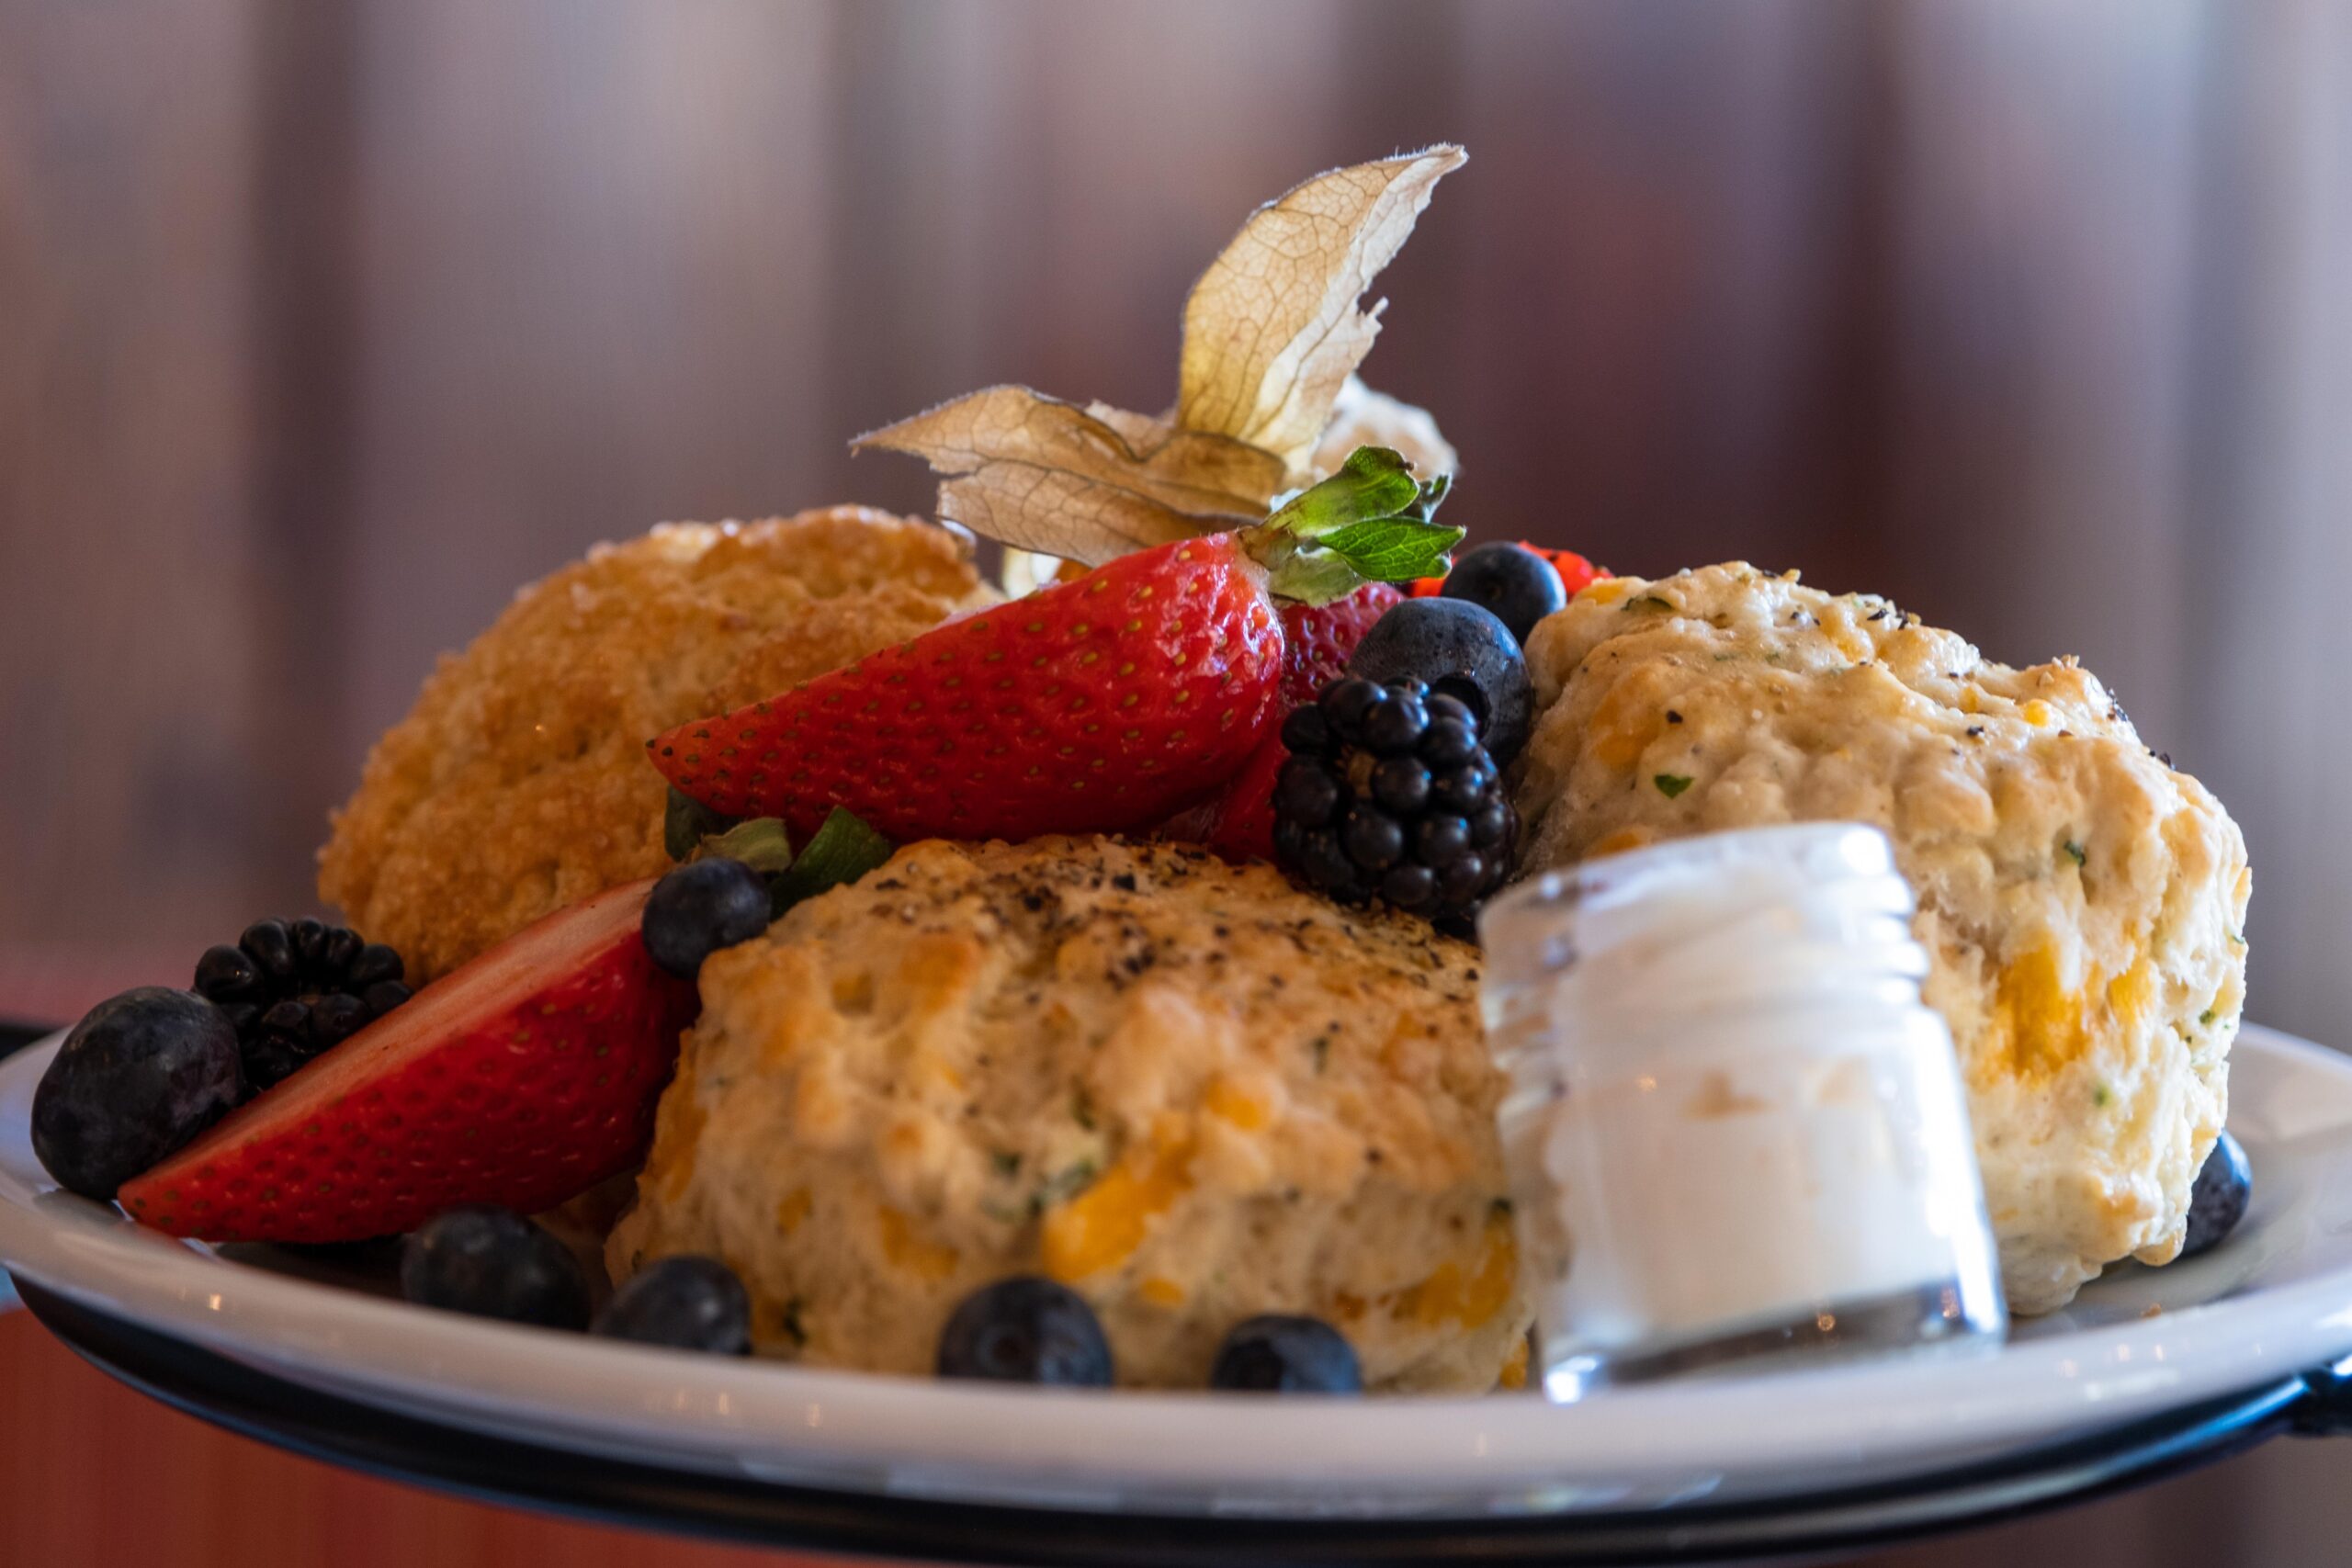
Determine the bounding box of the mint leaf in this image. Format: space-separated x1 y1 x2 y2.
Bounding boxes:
703 817 795 875
1654 773 1694 798
769 807 895 914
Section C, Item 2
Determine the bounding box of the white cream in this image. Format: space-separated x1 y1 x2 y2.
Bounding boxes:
1482 824 2006 1398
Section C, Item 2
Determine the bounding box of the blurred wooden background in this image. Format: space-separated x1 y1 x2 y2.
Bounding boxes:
3 1 2351 1563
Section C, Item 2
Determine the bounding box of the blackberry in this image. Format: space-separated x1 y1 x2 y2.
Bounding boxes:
193 919 413 1090
1272 676 1519 930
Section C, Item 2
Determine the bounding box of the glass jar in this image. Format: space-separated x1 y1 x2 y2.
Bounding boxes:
1480 823 2007 1401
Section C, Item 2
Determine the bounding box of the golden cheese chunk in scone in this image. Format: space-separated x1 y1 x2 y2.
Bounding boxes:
608 837 1530 1391
1514 563 2251 1315
319 508 993 982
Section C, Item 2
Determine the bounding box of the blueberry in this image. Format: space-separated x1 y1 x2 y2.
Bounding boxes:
1349 599 1533 764
2181 1129 2252 1259
593 1256 752 1355
1208 1314 1362 1394
401 1206 592 1330
641 857 773 978
31 988 245 1200
1442 543 1567 647
937 1277 1114 1385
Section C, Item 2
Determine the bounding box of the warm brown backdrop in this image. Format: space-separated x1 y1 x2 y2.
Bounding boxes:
4 1 2351 1564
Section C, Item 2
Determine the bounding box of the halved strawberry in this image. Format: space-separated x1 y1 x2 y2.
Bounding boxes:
650 449 1460 846
119 879 695 1244
652 534 1285 843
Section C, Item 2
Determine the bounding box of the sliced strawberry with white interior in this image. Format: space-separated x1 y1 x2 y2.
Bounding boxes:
120 878 695 1244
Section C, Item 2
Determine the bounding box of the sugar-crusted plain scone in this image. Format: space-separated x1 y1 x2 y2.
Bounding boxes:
319 509 993 982
608 836 1530 1391
1513 564 2250 1314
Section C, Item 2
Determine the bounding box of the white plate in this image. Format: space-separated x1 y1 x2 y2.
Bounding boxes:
3 1024 2348 1518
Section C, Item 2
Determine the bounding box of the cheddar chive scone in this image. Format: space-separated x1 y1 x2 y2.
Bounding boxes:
1513 563 2250 1314
320 509 993 981
608 837 1529 1391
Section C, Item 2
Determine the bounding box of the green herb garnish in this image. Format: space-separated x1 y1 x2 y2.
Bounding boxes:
2199 1009 2218 1027
704 817 796 874
1032 1158 1101 1215
1625 594 1675 614
768 807 895 915
2063 840 2086 867
1654 773 1694 799
990 1150 1023 1179
2093 1083 2111 1108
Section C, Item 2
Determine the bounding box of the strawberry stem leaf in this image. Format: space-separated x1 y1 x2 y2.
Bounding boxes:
664 786 741 862
1263 446 1426 539
700 817 796 875
770 807 896 915
1247 446 1462 604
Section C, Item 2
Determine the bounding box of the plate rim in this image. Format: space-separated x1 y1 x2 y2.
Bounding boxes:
3 1023 2349 1517
14 1274 2314 1564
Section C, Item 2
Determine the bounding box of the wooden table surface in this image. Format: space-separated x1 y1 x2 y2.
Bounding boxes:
0 1308 811 1568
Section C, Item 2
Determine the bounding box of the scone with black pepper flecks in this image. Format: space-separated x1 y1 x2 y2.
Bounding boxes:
607 836 1528 1391
1514 563 2251 1314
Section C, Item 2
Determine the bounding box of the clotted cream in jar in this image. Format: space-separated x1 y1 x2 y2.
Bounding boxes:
1480 823 2006 1400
